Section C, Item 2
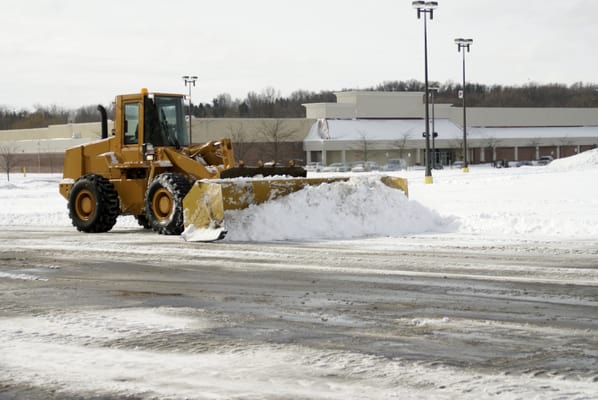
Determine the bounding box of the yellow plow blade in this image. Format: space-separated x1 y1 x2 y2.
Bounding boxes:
182 176 408 242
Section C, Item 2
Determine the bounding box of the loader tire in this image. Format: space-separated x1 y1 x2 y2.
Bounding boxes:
135 215 152 229
145 173 191 235
68 174 119 233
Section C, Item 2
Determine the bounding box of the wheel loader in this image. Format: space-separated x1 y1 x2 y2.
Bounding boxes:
59 89 408 241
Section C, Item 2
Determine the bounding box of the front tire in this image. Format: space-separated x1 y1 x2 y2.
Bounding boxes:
145 173 191 235
135 214 152 229
68 174 119 233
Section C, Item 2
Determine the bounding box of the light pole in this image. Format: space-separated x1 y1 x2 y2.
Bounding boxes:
412 1 438 184
182 75 198 145
429 86 439 169
455 38 473 172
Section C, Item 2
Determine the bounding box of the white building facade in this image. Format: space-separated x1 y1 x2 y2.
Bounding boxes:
303 91 598 166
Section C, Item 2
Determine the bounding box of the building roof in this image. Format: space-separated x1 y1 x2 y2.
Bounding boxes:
469 126 598 140
305 118 598 143
305 118 461 142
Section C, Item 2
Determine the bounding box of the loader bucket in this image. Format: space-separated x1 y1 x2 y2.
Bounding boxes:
182 176 408 242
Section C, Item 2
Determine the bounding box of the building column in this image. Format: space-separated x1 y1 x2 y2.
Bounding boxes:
341 150 346 163
480 148 485 162
306 151 312 163
514 146 519 161
556 146 561 159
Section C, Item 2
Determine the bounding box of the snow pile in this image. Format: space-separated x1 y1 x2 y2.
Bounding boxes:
223 176 454 241
0 174 137 228
0 271 48 281
548 148 598 172
0 182 18 190
411 166 598 239
2 155 598 241
0 176 70 227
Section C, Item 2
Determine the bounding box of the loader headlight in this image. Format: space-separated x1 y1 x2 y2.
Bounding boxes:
143 143 155 161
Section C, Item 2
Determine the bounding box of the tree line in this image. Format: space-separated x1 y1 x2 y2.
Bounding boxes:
0 104 113 130
1 81 597 130
372 80 598 107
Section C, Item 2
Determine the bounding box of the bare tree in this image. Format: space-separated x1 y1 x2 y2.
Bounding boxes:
450 136 464 161
482 136 502 162
528 137 542 159
226 121 255 162
0 144 20 181
556 136 575 158
557 136 574 147
358 130 370 161
256 119 297 162
393 132 412 159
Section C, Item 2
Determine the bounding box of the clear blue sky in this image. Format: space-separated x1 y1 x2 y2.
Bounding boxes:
1 0 596 109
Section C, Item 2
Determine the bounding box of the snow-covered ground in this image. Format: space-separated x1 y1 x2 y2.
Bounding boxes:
1 149 598 400
1 307 596 400
2 148 598 242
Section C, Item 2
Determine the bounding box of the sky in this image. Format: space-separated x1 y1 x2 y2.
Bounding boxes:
1 0 597 110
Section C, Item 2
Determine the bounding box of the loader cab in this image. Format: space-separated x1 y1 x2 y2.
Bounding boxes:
143 95 189 148
116 91 189 163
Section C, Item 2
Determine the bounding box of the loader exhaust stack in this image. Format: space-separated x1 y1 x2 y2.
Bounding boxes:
97 105 108 139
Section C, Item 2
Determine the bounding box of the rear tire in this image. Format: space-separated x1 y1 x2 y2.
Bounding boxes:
68 174 119 233
145 173 191 235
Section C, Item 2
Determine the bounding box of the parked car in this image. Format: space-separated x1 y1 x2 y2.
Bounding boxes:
350 161 381 172
519 160 533 167
305 162 323 172
321 162 351 172
383 159 407 171
536 156 554 166
365 161 380 171
452 161 464 169
351 162 367 173
493 159 509 168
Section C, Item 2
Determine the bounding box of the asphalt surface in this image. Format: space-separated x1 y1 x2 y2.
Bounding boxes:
1 227 597 399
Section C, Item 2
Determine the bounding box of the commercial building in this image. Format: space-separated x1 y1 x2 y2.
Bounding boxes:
303 91 598 167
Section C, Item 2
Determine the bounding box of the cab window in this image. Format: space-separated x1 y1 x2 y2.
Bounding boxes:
144 96 189 147
124 103 139 145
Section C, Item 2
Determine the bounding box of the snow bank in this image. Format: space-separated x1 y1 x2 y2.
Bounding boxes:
223 176 454 241
411 165 598 239
0 174 137 228
2 156 598 241
0 271 48 281
548 148 598 172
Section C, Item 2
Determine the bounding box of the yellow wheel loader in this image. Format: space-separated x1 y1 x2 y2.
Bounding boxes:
59 89 408 241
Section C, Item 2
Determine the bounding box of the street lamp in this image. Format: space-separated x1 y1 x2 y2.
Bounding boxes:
429 86 439 169
182 75 198 145
413 1 438 184
455 38 473 172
